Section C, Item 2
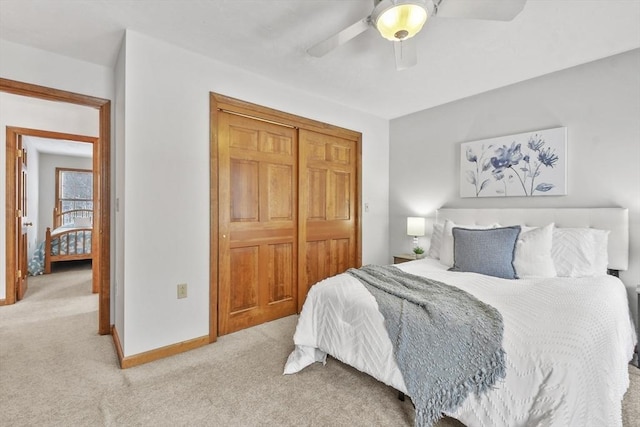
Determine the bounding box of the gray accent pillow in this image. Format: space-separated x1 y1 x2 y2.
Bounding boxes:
449 226 521 279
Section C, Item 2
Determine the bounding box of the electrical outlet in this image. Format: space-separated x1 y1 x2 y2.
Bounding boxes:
177 283 188 299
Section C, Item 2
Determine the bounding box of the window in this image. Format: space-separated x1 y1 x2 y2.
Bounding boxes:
55 168 93 225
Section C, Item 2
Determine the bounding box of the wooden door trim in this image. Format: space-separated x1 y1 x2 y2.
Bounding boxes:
7 127 98 291
209 95 220 343
212 93 362 141
356 132 363 268
210 92 362 341
1 78 111 336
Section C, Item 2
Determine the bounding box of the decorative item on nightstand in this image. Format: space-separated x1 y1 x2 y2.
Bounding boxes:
407 217 426 258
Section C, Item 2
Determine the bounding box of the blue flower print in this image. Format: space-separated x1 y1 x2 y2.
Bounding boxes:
465 133 561 197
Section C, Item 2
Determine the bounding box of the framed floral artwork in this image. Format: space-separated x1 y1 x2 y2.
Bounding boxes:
460 127 567 198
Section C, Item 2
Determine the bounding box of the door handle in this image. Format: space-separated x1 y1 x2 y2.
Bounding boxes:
23 222 33 227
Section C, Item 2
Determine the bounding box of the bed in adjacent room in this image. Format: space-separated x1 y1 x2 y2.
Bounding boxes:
284 208 637 427
28 208 93 275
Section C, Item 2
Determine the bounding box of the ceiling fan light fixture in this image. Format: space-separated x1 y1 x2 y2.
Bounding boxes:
372 0 429 41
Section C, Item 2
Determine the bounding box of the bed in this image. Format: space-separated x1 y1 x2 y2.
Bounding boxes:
284 208 637 427
27 208 93 275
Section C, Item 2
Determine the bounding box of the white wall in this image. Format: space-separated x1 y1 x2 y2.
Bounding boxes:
0 34 388 357
21 139 40 259
0 91 99 300
3 32 634 360
118 31 390 356
0 40 114 101
389 48 640 324
114 34 127 343
37 153 93 239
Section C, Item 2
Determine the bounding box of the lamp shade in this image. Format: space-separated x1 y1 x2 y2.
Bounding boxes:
373 0 429 41
407 217 426 236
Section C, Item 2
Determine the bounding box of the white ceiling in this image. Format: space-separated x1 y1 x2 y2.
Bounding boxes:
23 136 93 158
1 0 639 119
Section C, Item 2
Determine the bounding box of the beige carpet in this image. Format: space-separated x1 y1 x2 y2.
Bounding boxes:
1 266 638 426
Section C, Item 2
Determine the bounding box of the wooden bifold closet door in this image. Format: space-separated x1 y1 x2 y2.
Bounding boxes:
214 95 360 336
218 112 298 335
298 129 358 312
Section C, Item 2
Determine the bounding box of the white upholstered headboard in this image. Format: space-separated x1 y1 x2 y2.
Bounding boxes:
436 208 629 271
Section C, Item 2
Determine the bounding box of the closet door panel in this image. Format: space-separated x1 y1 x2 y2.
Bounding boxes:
230 159 259 222
219 112 298 335
306 168 327 220
331 171 351 220
229 125 259 151
330 238 352 277
304 240 329 294
229 246 259 313
268 243 294 303
262 132 292 155
298 129 358 311
266 164 293 221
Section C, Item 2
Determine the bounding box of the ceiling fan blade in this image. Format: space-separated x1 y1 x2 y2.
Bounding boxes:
394 38 417 71
436 0 527 21
307 18 371 57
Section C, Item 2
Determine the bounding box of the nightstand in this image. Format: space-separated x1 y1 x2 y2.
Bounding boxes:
393 254 418 264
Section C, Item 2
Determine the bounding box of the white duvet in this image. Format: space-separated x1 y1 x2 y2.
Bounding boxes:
284 258 637 427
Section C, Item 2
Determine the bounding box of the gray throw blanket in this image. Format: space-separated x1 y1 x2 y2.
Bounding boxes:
347 265 506 427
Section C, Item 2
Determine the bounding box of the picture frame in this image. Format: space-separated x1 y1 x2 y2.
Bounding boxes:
460 127 567 198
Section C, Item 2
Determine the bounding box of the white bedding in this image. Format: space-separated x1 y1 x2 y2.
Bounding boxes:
284 258 637 427
51 225 92 236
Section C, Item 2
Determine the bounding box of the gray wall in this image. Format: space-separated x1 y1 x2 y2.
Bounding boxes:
389 48 640 323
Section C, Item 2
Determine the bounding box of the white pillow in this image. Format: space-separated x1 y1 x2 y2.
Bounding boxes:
513 223 557 278
551 228 602 277
426 223 443 259
592 229 610 275
440 220 500 267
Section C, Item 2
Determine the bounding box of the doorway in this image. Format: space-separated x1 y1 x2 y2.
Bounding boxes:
2 78 111 335
12 130 96 284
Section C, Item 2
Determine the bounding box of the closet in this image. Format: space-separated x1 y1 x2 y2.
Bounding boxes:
211 94 361 336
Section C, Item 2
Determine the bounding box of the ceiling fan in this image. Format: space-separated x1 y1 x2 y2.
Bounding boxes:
307 0 527 70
